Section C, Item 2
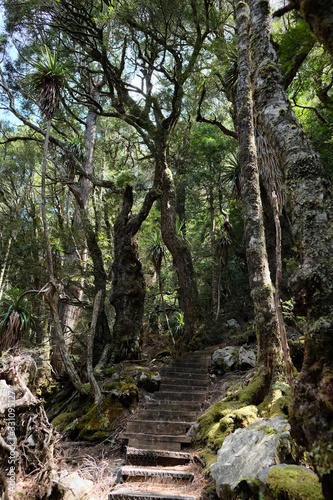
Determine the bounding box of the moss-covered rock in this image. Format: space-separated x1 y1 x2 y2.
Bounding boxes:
51 412 77 433
261 464 324 500
195 404 259 468
73 395 124 441
137 371 161 392
211 347 239 374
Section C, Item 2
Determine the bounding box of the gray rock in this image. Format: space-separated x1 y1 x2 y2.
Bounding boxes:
186 422 199 438
238 345 256 370
56 471 93 499
226 319 241 329
137 371 161 392
0 380 10 413
211 347 238 374
210 416 291 499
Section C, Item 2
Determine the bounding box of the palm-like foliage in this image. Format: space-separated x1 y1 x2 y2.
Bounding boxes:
221 151 241 199
31 47 66 119
0 288 35 353
147 231 174 344
147 231 167 277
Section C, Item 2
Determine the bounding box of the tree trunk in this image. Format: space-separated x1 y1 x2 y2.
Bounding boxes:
41 119 87 395
294 0 333 57
110 185 146 361
87 289 103 404
249 0 333 490
235 1 282 383
0 237 11 301
59 107 97 349
160 162 202 350
209 187 218 318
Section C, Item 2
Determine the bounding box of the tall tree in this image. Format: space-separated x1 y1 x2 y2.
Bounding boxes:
31 47 88 394
249 0 333 492
234 0 282 393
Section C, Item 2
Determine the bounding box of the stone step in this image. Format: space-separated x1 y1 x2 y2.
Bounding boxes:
161 377 209 387
138 410 198 421
119 433 192 451
167 359 211 371
145 400 203 412
153 391 206 402
120 466 194 484
165 365 208 373
126 420 192 435
162 371 209 381
109 488 196 500
126 447 192 467
160 383 208 392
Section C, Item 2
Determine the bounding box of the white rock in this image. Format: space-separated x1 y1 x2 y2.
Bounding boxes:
57 471 93 500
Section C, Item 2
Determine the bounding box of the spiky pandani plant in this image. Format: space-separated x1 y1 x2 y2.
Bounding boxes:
0 288 36 353
147 231 167 278
30 46 67 119
221 151 242 200
147 231 175 344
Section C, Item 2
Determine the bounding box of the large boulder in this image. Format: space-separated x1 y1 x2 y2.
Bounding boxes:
211 347 238 374
210 416 292 499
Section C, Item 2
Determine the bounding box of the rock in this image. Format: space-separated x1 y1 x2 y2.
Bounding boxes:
0 379 10 413
137 371 161 392
210 416 291 499
186 422 199 438
258 464 324 500
238 345 256 370
211 347 238 374
56 471 93 499
226 319 241 329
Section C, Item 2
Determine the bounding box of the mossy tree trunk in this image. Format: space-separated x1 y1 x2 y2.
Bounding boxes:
110 186 146 362
249 0 333 491
235 0 282 387
59 106 97 354
110 179 162 362
160 152 202 350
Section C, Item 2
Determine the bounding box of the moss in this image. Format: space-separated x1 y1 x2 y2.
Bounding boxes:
51 412 77 432
74 395 124 441
103 381 122 391
265 466 324 500
195 404 258 470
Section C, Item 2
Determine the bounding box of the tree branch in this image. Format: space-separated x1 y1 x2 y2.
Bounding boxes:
197 83 237 139
273 2 296 18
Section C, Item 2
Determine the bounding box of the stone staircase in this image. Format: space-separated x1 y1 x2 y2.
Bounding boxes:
109 350 212 500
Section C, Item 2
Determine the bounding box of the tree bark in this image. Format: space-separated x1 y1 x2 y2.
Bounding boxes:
41 120 87 395
294 0 333 57
249 0 333 490
160 159 201 350
0 237 11 301
59 106 97 350
235 1 281 382
110 185 146 361
87 289 103 404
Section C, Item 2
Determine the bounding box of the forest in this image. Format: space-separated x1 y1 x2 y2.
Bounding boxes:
0 0 332 498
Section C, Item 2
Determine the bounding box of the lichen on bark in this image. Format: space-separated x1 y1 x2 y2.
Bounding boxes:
248 0 333 489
